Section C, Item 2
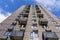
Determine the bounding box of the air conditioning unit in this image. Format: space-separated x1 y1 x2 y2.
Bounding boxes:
42 32 59 40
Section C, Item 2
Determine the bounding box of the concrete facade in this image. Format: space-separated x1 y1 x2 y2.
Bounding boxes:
0 5 60 40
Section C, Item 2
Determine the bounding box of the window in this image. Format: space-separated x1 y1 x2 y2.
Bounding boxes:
56 26 60 30
8 25 14 32
32 17 36 20
32 15 36 17
30 32 39 39
32 19 36 23
32 15 36 18
4 31 11 36
32 13 35 15
10 25 14 28
52 21 57 24
31 26 37 30
32 23 37 27
30 32 33 38
32 18 36 23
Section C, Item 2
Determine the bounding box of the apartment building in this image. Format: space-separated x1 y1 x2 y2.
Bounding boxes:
0 5 60 40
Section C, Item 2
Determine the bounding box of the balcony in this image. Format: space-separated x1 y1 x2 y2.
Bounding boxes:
24 5 30 11
25 10 29 13
36 10 41 13
18 17 27 25
8 25 14 32
42 32 59 40
30 30 39 40
26 8 30 10
39 18 48 26
10 31 24 40
31 23 37 30
0 36 8 40
26 6 30 10
4 31 12 36
36 8 40 10
22 13 29 17
37 13 43 18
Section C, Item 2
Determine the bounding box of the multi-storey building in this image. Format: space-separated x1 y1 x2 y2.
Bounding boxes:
0 5 60 40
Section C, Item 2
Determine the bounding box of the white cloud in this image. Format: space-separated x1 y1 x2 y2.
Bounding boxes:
35 0 60 19
35 0 60 11
0 8 11 23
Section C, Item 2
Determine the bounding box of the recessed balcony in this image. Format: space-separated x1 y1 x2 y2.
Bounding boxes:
18 17 27 25
36 7 40 10
22 13 29 17
26 8 30 10
37 13 43 18
0 36 8 40
10 31 24 40
25 10 29 13
36 10 41 13
39 18 48 26
42 32 59 40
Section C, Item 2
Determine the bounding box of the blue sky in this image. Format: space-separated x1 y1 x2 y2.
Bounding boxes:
0 0 60 23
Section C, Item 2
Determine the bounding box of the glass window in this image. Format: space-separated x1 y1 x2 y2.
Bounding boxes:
31 26 37 30
56 26 60 30
9 25 14 28
52 21 57 24
32 15 36 17
32 17 36 19
32 18 36 23
32 23 37 27
30 32 33 39
30 32 38 39
32 19 36 23
32 16 36 18
4 31 11 36
32 13 35 15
